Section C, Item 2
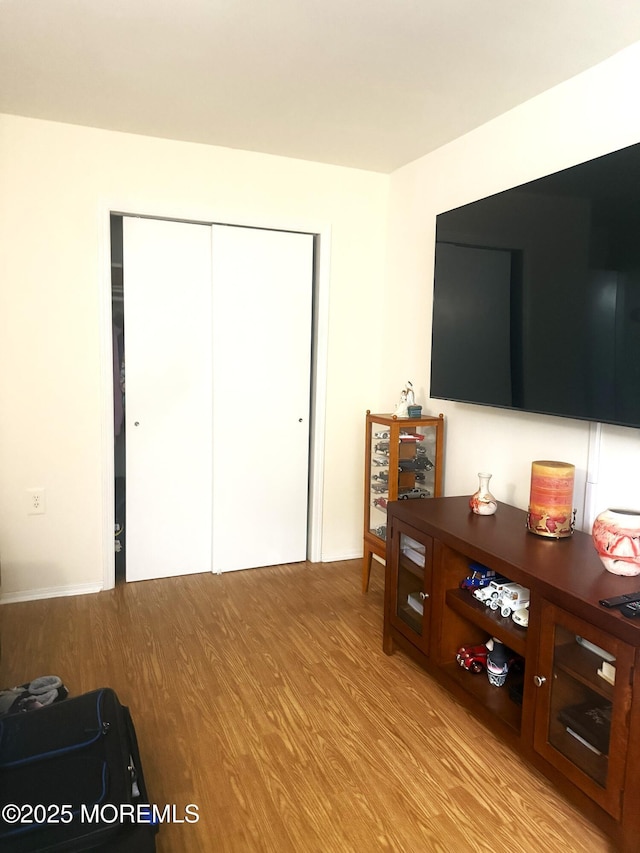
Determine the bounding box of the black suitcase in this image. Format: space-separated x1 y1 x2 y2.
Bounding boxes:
0 688 158 851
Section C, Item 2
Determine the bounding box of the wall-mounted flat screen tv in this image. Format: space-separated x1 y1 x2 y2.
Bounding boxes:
430 141 640 430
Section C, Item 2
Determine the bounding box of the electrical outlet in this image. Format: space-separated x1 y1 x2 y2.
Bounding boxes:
26 487 46 515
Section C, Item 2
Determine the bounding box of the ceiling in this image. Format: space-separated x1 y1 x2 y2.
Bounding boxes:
2 1 640 173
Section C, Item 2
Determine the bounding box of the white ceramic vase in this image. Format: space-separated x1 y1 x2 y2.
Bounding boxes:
592 509 640 576
469 472 498 516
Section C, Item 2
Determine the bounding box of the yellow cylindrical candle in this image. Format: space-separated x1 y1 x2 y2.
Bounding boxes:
527 460 575 538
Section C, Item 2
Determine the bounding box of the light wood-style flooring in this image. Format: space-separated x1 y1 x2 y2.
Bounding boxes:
0 560 613 852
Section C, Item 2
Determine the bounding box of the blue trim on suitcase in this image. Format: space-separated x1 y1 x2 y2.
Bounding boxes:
0 689 106 769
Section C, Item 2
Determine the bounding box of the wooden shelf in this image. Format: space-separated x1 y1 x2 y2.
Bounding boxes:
440 661 523 732
548 716 609 788
445 587 528 657
555 642 615 702
396 603 423 634
399 556 423 580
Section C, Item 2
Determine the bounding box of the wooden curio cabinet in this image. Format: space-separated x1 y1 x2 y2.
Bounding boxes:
362 411 444 593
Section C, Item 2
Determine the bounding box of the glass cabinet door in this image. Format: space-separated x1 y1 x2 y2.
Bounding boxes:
389 525 433 653
368 418 393 543
533 601 633 818
368 418 439 543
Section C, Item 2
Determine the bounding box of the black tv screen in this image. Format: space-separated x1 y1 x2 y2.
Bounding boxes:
431 141 640 430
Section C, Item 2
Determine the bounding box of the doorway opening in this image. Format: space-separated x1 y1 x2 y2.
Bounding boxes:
111 214 126 584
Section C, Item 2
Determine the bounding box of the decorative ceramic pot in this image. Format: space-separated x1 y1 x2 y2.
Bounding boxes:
469 473 498 516
526 460 575 538
592 509 640 576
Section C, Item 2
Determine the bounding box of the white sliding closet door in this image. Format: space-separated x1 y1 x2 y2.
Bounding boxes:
123 217 213 582
211 225 314 572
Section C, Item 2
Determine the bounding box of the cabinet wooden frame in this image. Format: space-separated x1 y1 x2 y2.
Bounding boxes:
362 411 444 593
383 496 640 853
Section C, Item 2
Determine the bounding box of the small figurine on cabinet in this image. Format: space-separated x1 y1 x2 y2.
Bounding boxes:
486 641 511 687
394 381 415 417
486 642 524 687
394 390 408 417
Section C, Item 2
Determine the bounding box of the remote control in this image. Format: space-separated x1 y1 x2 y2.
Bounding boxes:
599 591 640 608
621 601 640 618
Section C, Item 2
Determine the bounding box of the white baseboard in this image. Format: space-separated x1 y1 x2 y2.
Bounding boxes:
319 550 363 563
0 583 103 605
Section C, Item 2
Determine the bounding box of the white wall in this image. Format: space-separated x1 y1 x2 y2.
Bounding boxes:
0 114 389 599
4 42 640 602
385 43 640 528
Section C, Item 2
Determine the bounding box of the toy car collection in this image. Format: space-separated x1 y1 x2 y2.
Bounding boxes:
470 578 530 621
457 565 528 689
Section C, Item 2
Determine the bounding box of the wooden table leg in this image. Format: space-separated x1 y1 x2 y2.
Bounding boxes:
362 544 374 593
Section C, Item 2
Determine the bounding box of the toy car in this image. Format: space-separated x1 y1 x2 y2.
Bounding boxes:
456 639 494 674
498 583 530 618
398 487 430 500
460 562 503 590
415 456 433 470
373 497 388 509
415 446 434 463
400 457 433 472
485 577 513 608
512 606 529 627
374 430 391 439
374 441 389 454
399 432 425 442
473 585 500 605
